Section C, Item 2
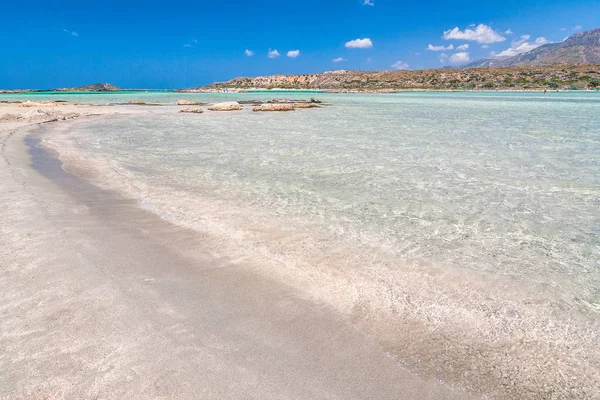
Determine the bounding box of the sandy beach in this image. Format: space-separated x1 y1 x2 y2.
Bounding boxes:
0 102 478 399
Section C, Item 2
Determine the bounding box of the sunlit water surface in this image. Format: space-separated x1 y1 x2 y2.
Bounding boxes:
35 91 600 397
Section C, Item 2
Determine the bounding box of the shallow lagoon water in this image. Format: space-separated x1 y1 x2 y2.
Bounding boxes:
38 92 600 397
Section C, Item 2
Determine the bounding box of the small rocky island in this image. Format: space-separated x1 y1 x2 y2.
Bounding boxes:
54 83 119 92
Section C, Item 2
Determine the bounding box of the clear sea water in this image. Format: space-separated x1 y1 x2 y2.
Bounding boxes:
18 91 600 397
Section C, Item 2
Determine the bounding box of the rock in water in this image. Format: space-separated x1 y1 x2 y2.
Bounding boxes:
310 98 322 103
292 103 319 109
128 100 146 105
267 98 298 104
179 108 204 113
253 104 295 112
208 102 242 111
177 100 206 105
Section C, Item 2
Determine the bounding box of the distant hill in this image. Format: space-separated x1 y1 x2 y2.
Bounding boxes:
465 28 600 68
191 64 600 92
55 83 119 92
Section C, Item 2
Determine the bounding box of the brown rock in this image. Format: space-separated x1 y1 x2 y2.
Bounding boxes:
128 100 146 105
253 104 295 112
292 103 319 109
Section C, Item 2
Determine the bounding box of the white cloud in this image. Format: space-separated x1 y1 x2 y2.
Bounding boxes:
184 39 197 48
365 57 372 63
573 25 583 31
449 52 471 65
561 27 567 31
345 38 373 49
391 61 409 70
364 0 374 5
287 50 300 58
456 44 469 51
245 49 254 56
515 34 531 46
63 29 78 37
496 36 550 58
427 44 454 51
443 24 505 43
268 49 280 59
439 53 448 63
505 29 513 35
481 44 489 49
332 57 346 62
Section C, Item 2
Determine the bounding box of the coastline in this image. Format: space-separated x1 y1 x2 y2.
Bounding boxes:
2 101 599 399
0 105 476 398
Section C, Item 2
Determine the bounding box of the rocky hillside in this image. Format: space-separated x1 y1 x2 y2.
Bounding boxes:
55 83 119 92
466 28 600 68
193 65 600 91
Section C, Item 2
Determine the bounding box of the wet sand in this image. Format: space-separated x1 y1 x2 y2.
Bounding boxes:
0 106 475 398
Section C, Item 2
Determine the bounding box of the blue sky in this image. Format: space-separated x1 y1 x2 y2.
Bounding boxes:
1 0 598 89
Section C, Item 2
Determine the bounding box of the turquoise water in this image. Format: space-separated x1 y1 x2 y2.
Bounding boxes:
39 92 600 397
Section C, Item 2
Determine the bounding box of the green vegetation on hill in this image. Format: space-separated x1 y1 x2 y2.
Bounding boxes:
197 65 600 91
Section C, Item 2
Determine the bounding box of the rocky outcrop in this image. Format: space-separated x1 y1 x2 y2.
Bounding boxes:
208 102 242 111
252 104 295 112
179 108 204 113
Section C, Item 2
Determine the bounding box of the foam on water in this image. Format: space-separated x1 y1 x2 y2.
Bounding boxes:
43 92 600 398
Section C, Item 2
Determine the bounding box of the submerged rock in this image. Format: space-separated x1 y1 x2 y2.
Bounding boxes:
128 100 146 105
253 104 295 112
292 103 319 109
208 101 242 111
179 108 204 113
238 100 264 105
267 98 298 104
177 100 207 105
310 98 322 103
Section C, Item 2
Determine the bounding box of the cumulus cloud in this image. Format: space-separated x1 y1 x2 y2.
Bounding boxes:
364 0 374 5
443 24 505 43
439 53 448 63
63 29 79 37
449 52 471 65
505 29 513 35
332 57 346 62
456 44 469 51
391 61 409 70
496 35 550 58
268 49 280 59
345 38 373 49
287 50 300 58
245 49 254 56
427 44 453 51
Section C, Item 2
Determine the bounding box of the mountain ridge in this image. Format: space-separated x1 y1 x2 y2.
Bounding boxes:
465 28 600 68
